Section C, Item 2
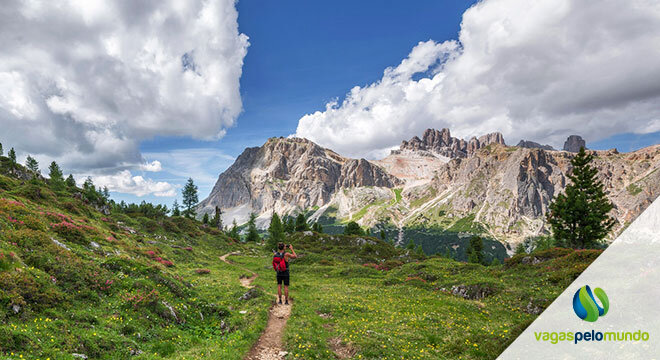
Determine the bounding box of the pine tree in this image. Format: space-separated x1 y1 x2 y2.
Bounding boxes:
214 206 223 230
311 222 323 233
0 142 3 156
514 243 526 255
344 221 364 236
202 213 209 224
229 219 240 241
245 213 260 242
467 235 484 264
490 258 501 266
380 229 387 242
284 217 295 233
294 213 308 232
102 186 110 202
25 155 39 173
268 212 285 250
8 148 16 167
181 178 199 218
82 177 98 202
171 199 181 217
48 161 65 190
406 239 416 250
66 174 76 188
547 148 615 249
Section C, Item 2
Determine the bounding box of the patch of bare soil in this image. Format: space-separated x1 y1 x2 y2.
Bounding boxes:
244 301 292 360
328 337 356 359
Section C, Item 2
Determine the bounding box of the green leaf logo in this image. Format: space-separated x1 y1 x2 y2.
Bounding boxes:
572 285 609 322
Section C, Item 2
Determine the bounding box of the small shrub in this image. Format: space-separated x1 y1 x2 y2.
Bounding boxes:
377 260 404 271
122 289 160 309
50 221 87 245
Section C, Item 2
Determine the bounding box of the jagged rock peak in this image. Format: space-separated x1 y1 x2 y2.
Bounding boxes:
397 128 506 158
563 135 587 153
516 140 555 151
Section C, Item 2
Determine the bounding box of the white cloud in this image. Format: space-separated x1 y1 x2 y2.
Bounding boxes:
140 160 162 172
143 148 236 198
0 0 248 172
84 170 176 197
296 0 660 158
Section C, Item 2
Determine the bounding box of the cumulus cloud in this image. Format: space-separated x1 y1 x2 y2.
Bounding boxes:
140 160 162 172
0 0 248 172
143 148 236 197
296 0 660 158
83 170 176 197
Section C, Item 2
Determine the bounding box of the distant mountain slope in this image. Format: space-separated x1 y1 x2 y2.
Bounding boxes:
199 129 660 248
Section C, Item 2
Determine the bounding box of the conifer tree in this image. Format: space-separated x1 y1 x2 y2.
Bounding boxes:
294 213 309 232
48 161 65 190
229 219 240 241
181 178 198 218
25 155 39 173
8 148 16 167
0 142 3 156
245 213 260 242
171 199 181 217
214 206 223 230
380 229 387 242
202 213 209 224
284 216 295 233
268 212 285 250
82 177 99 202
467 235 484 264
7 148 16 168
547 148 615 249
406 239 416 250
102 186 110 202
344 221 364 236
65 174 76 188
514 243 526 255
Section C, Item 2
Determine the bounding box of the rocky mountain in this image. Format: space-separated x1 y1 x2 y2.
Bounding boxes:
516 140 555 151
198 129 660 248
197 137 401 226
563 135 587 152
395 128 506 159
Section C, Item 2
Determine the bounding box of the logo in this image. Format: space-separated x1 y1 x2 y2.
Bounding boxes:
572 285 609 322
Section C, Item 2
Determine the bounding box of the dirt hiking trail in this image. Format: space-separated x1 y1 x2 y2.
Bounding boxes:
220 252 292 360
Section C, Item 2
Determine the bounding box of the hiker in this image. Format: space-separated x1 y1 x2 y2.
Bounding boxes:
272 242 297 305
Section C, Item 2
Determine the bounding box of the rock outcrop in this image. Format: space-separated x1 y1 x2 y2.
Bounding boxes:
516 140 555 151
396 128 506 158
563 135 587 152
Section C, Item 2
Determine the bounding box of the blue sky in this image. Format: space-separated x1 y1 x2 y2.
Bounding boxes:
119 0 660 207
117 0 481 206
2 0 659 208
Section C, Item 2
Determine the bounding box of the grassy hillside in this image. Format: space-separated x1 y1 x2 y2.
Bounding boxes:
234 233 600 359
0 164 272 359
0 158 602 359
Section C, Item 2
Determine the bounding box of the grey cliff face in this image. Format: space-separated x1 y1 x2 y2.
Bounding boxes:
516 140 555 151
563 135 587 152
397 128 506 158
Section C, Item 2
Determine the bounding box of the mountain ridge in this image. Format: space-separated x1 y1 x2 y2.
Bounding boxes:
198 129 660 248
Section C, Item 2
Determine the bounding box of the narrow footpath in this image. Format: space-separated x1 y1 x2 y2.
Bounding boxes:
220 252 292 360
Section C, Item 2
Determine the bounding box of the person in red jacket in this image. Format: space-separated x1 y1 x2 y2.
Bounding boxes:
273 242 297 305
